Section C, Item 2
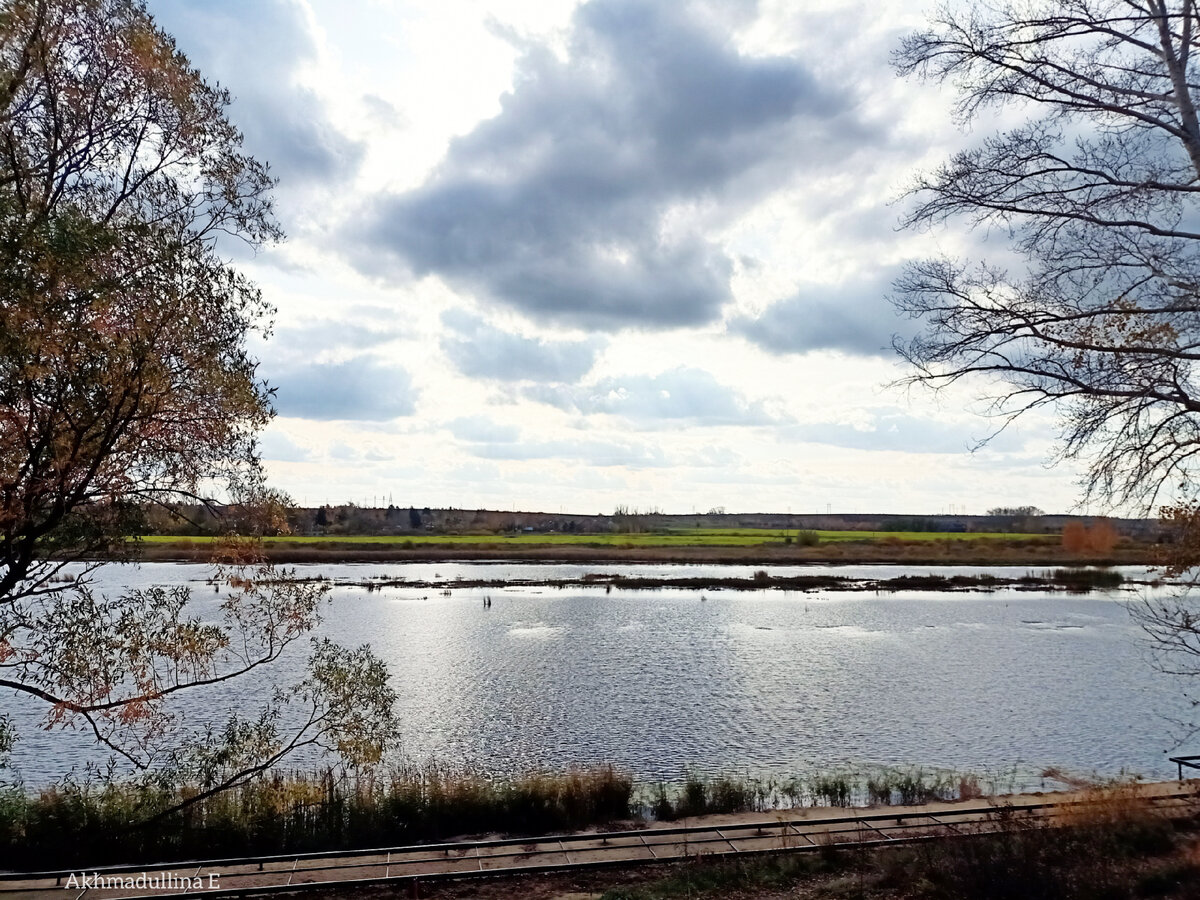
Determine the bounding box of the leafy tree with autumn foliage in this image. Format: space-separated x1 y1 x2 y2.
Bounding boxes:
0 0 395 803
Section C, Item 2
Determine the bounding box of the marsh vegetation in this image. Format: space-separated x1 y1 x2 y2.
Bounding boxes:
0 764 1025 870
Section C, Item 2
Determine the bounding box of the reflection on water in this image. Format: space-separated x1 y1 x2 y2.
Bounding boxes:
2 561 1192 784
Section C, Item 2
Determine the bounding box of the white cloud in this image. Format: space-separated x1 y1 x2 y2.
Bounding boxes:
147 0 1098 513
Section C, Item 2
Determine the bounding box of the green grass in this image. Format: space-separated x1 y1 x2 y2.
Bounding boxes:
789 530 1046 543
135 528 1048 547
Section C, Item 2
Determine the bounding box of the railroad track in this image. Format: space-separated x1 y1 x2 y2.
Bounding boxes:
4 782 1198 899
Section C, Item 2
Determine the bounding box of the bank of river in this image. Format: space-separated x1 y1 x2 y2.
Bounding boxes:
129 537 1157 567
4 560 1195 787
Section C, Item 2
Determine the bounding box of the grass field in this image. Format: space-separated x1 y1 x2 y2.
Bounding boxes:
136 529 1051 547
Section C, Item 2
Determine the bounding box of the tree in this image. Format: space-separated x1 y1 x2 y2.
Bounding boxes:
892 1 1200 509
893 1 1200 749
986 506 1046 518
0 0 394 799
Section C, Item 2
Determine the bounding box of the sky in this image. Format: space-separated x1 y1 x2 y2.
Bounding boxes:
148 0 1093 516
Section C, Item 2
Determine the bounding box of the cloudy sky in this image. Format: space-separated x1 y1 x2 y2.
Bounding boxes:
150 0 1089 515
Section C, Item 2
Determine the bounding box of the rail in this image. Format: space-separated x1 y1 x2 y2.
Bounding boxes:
1169 754 1200 780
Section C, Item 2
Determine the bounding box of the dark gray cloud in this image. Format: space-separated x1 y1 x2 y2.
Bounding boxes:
151 0 364 186
731 269 911 357
524 367 775 425
350 0 872 329
271 358 417 421
441 310 604 382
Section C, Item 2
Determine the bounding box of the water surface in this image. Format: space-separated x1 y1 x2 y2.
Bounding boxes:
3 561 1191 785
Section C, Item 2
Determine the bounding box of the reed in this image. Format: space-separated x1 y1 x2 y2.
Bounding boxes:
642 766 995 819
0 764 634 869
0 763 1029 870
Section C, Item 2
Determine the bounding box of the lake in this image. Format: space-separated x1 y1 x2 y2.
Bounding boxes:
3 561 1194 786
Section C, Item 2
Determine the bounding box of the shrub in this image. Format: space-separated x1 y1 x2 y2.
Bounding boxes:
1061 519 1119 553
795 530 820 547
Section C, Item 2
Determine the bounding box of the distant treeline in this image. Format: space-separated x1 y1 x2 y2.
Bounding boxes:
880 518 967 533
137 504 1162 540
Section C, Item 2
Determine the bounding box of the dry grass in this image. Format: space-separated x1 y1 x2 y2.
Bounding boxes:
1053 781 1178 847
0 765 636 870
594 788 1200 900
0 765 1011 870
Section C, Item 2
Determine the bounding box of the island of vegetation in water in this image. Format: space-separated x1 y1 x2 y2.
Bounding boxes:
305 567 1133 594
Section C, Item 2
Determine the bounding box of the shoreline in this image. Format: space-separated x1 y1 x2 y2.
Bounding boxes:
1 761 1162 871
122 538 1159 568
